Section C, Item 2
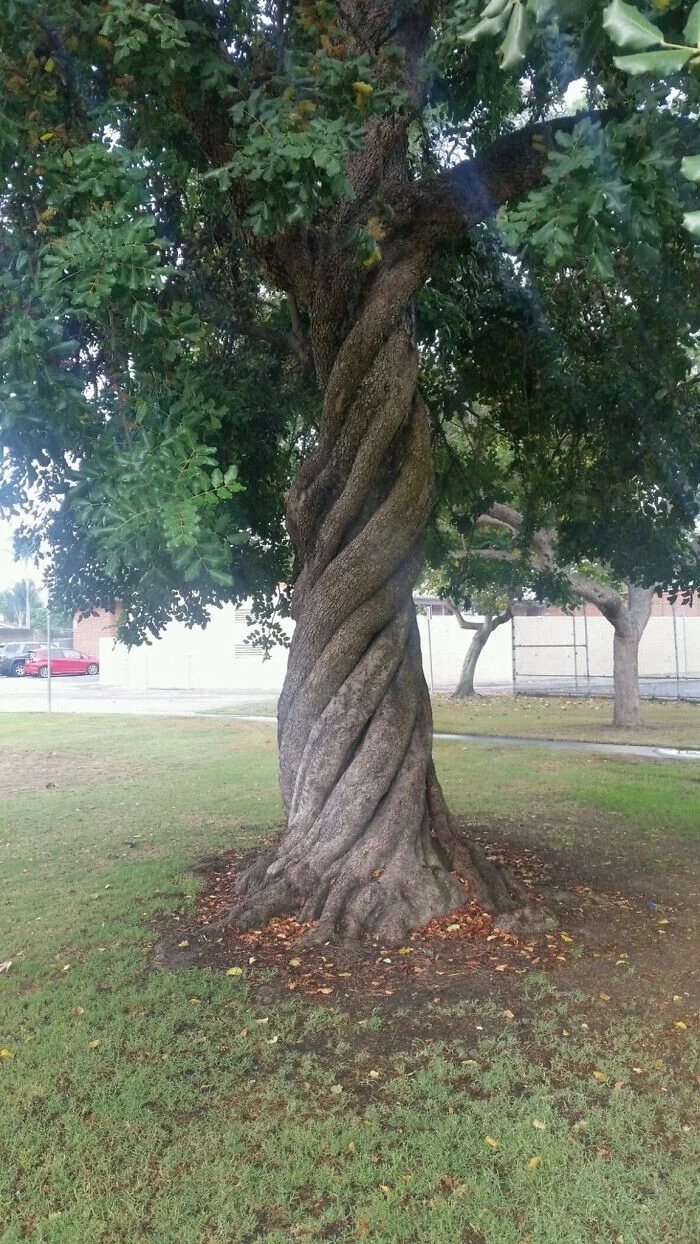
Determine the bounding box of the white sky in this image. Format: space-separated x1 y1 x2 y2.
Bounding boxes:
0 518 43 593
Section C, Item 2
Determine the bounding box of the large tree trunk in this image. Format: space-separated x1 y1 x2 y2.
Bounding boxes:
234 261 549 943
453 607 512 698
611 586 653 727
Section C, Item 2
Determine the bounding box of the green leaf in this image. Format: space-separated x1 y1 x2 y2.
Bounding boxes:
481 0 512 17
683 210 700 235
603 0 665 50
680 153 700 182
684 1 700 46
613 48 693 73
459 11 511 44
500 3 531 70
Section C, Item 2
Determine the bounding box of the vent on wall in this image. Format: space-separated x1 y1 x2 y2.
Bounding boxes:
234 643 261 658
234 609 250 624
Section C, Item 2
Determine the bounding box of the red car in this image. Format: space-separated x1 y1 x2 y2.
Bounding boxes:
23 648 99 678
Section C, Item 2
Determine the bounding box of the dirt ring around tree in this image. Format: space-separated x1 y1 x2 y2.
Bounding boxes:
150 822 699 1017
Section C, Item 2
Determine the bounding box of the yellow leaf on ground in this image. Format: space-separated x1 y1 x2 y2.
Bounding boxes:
592 1070 607 1081
528 1155 542 1169
226 966 243 976
560 933 573 943
0 1049 14 1058
675 1021 687 1029
599 992 611 1001
88 1039 100 1048
485 1136 499 1149
532 1118 546 1130
288 958 301 967
177 940 189 948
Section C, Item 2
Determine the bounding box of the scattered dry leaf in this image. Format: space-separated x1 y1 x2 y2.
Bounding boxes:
226 966 243 977
485 1136 499 1149
528 1155 542 1169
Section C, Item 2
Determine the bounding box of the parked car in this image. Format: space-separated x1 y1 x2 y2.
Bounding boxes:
0 641 44 677
23 649 99 678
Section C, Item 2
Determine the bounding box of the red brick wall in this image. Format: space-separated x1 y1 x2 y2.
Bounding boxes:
73 608 119 656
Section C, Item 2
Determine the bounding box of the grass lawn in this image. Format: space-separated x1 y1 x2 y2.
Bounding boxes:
1 715 698 1244
431 694 700 749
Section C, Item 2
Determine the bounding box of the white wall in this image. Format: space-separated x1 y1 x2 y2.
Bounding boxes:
100 603 292 692
99 603 700 693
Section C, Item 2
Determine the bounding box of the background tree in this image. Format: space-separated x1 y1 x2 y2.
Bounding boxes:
1 1 699 940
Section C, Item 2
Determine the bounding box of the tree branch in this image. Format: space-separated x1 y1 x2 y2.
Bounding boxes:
229 316 311 363
446 600 482 630
385 111 617 243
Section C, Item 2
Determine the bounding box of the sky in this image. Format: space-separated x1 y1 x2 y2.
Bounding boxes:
0 518 43 593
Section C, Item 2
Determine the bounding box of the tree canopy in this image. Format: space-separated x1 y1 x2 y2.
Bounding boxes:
1 1 699 938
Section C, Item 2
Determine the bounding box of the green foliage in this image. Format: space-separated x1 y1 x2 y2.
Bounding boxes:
0 0 698 643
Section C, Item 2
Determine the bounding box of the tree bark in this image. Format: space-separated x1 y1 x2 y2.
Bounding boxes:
452 606 513 698
232 258 552 943
610 586 653 727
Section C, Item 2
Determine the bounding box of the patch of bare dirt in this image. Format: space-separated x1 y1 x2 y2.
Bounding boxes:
151 818 699 1016
0 750 155 797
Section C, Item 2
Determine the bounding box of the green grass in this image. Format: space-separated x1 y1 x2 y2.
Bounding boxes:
437 742 700 863
431 694 700 748
1 715 698 1244
206 693 700 750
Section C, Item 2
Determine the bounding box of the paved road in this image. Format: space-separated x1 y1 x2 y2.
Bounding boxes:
0 675 277 716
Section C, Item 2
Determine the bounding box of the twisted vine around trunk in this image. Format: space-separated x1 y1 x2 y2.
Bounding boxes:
232 258 554 944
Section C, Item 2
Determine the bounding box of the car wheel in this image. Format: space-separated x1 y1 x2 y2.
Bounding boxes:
38 665 49 679
86 663 99 675
12 661 26 677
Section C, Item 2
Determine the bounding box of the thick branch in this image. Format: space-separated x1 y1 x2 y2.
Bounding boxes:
385 111 617 242
446 601 482 631
230 317 311 363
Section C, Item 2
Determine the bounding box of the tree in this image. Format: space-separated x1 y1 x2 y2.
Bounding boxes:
1 2 699 941
476 504 660 727
448 597 514 699
0 580 38 628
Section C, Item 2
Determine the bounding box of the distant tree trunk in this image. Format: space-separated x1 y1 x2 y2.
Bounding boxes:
569 579 653 728
480 507 656 729
610 586 653 727
450 604 513 698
